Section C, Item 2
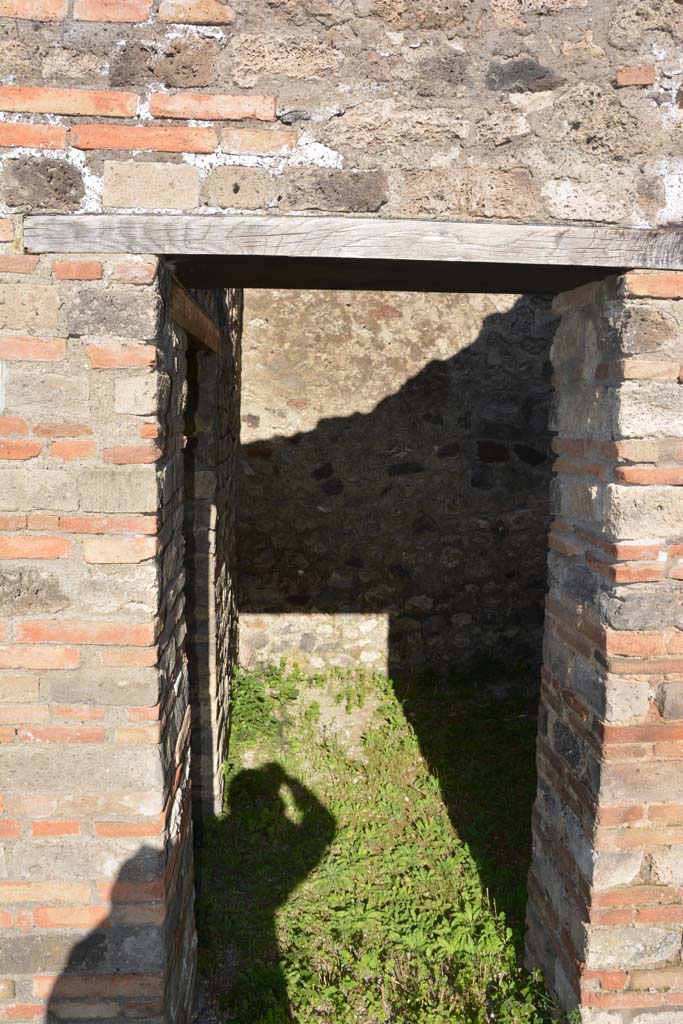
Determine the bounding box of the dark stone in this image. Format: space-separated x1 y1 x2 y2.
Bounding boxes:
0 568 68 616
422 614 448 637
513 443 548 466
553 719 583 772
436 441 460 458
470 466 493 489
486 58 565 93
247 443 275 461
279 109 312 125
111 39 219 89
412 513 436 534
417 52 467 95
478 440 509 463
298 632 316 651
156 38 220 88
109 41 157 86
281 170 388 213
1 157 84 212
321 477 343 494
388 461 425 475
312 462 334 480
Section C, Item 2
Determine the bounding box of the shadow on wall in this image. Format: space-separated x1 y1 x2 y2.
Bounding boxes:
238 291 558 679
237 290 559 931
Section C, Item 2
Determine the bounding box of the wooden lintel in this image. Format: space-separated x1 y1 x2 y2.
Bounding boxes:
23 214 683 271
169 280 222 354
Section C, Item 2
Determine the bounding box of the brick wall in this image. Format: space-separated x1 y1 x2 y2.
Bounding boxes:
183 286 241 819
0 247 236 1021
527 271 683 1022
0 1 679 226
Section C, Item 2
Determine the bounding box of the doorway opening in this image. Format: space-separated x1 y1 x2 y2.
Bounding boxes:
176 260 567 1021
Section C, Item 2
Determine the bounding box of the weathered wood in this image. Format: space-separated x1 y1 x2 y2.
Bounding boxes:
169 280 222 353
24 214 683 270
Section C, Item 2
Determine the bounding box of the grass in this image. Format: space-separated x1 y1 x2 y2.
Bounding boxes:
195 661 569 1023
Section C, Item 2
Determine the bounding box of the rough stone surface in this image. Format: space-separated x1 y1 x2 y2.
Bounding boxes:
239 289 555 675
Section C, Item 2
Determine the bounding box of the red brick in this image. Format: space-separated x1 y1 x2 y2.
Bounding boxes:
17 620 155 647
97 880 163 903
95 815 163 837
59 514 157 535
49 440 95 461
616 466 683 485
586 553 664 584
625 272 683 300
0 729 15 743
649 803 683 824
34 423 91 437
0 1005 45 1021
0 909 12 927
73 0 150 19
0 440 41 461
114 724 161 744
222 127 296 155
26 515 59 531
33 905 109 928
18 725 105 743
0 882 90 903
585 992 663 1010
53 704 104 721
111 260 157 285
101 647 157 667
0 820 21 840
1 88 135 119
82 536 158 564
0 536 70 560
0 647 79 670
0 516 26 532
150 92 275 121
84 341 155 368
580 970 628 992
616 65 656 87
34 975 164 999
0 337 65 361
139 423 160 440
603 631 664 658
103 445 160 464
0 255 39 274
0 124 65 149
0 0 66 16
51 259 103 281
0 704 49 724
0 220 14 242
636 905 683 923
31 820 80 836
127 703 160 721
71 124 217 153
0 417 28 437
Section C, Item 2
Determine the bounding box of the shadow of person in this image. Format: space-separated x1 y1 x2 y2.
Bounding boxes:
45 844 172 1023
237 292 557 938
195 762 336 1022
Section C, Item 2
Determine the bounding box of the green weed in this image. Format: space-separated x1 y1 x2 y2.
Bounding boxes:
196 662 568 1023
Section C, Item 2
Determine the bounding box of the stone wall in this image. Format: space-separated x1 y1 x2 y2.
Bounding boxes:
527 270 683 1022
183 285 242 819
0 249 236 1021
239 288 555 677
0 0 680 226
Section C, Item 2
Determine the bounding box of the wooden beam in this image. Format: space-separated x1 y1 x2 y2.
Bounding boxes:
169 280 221 353
24 214 683 271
